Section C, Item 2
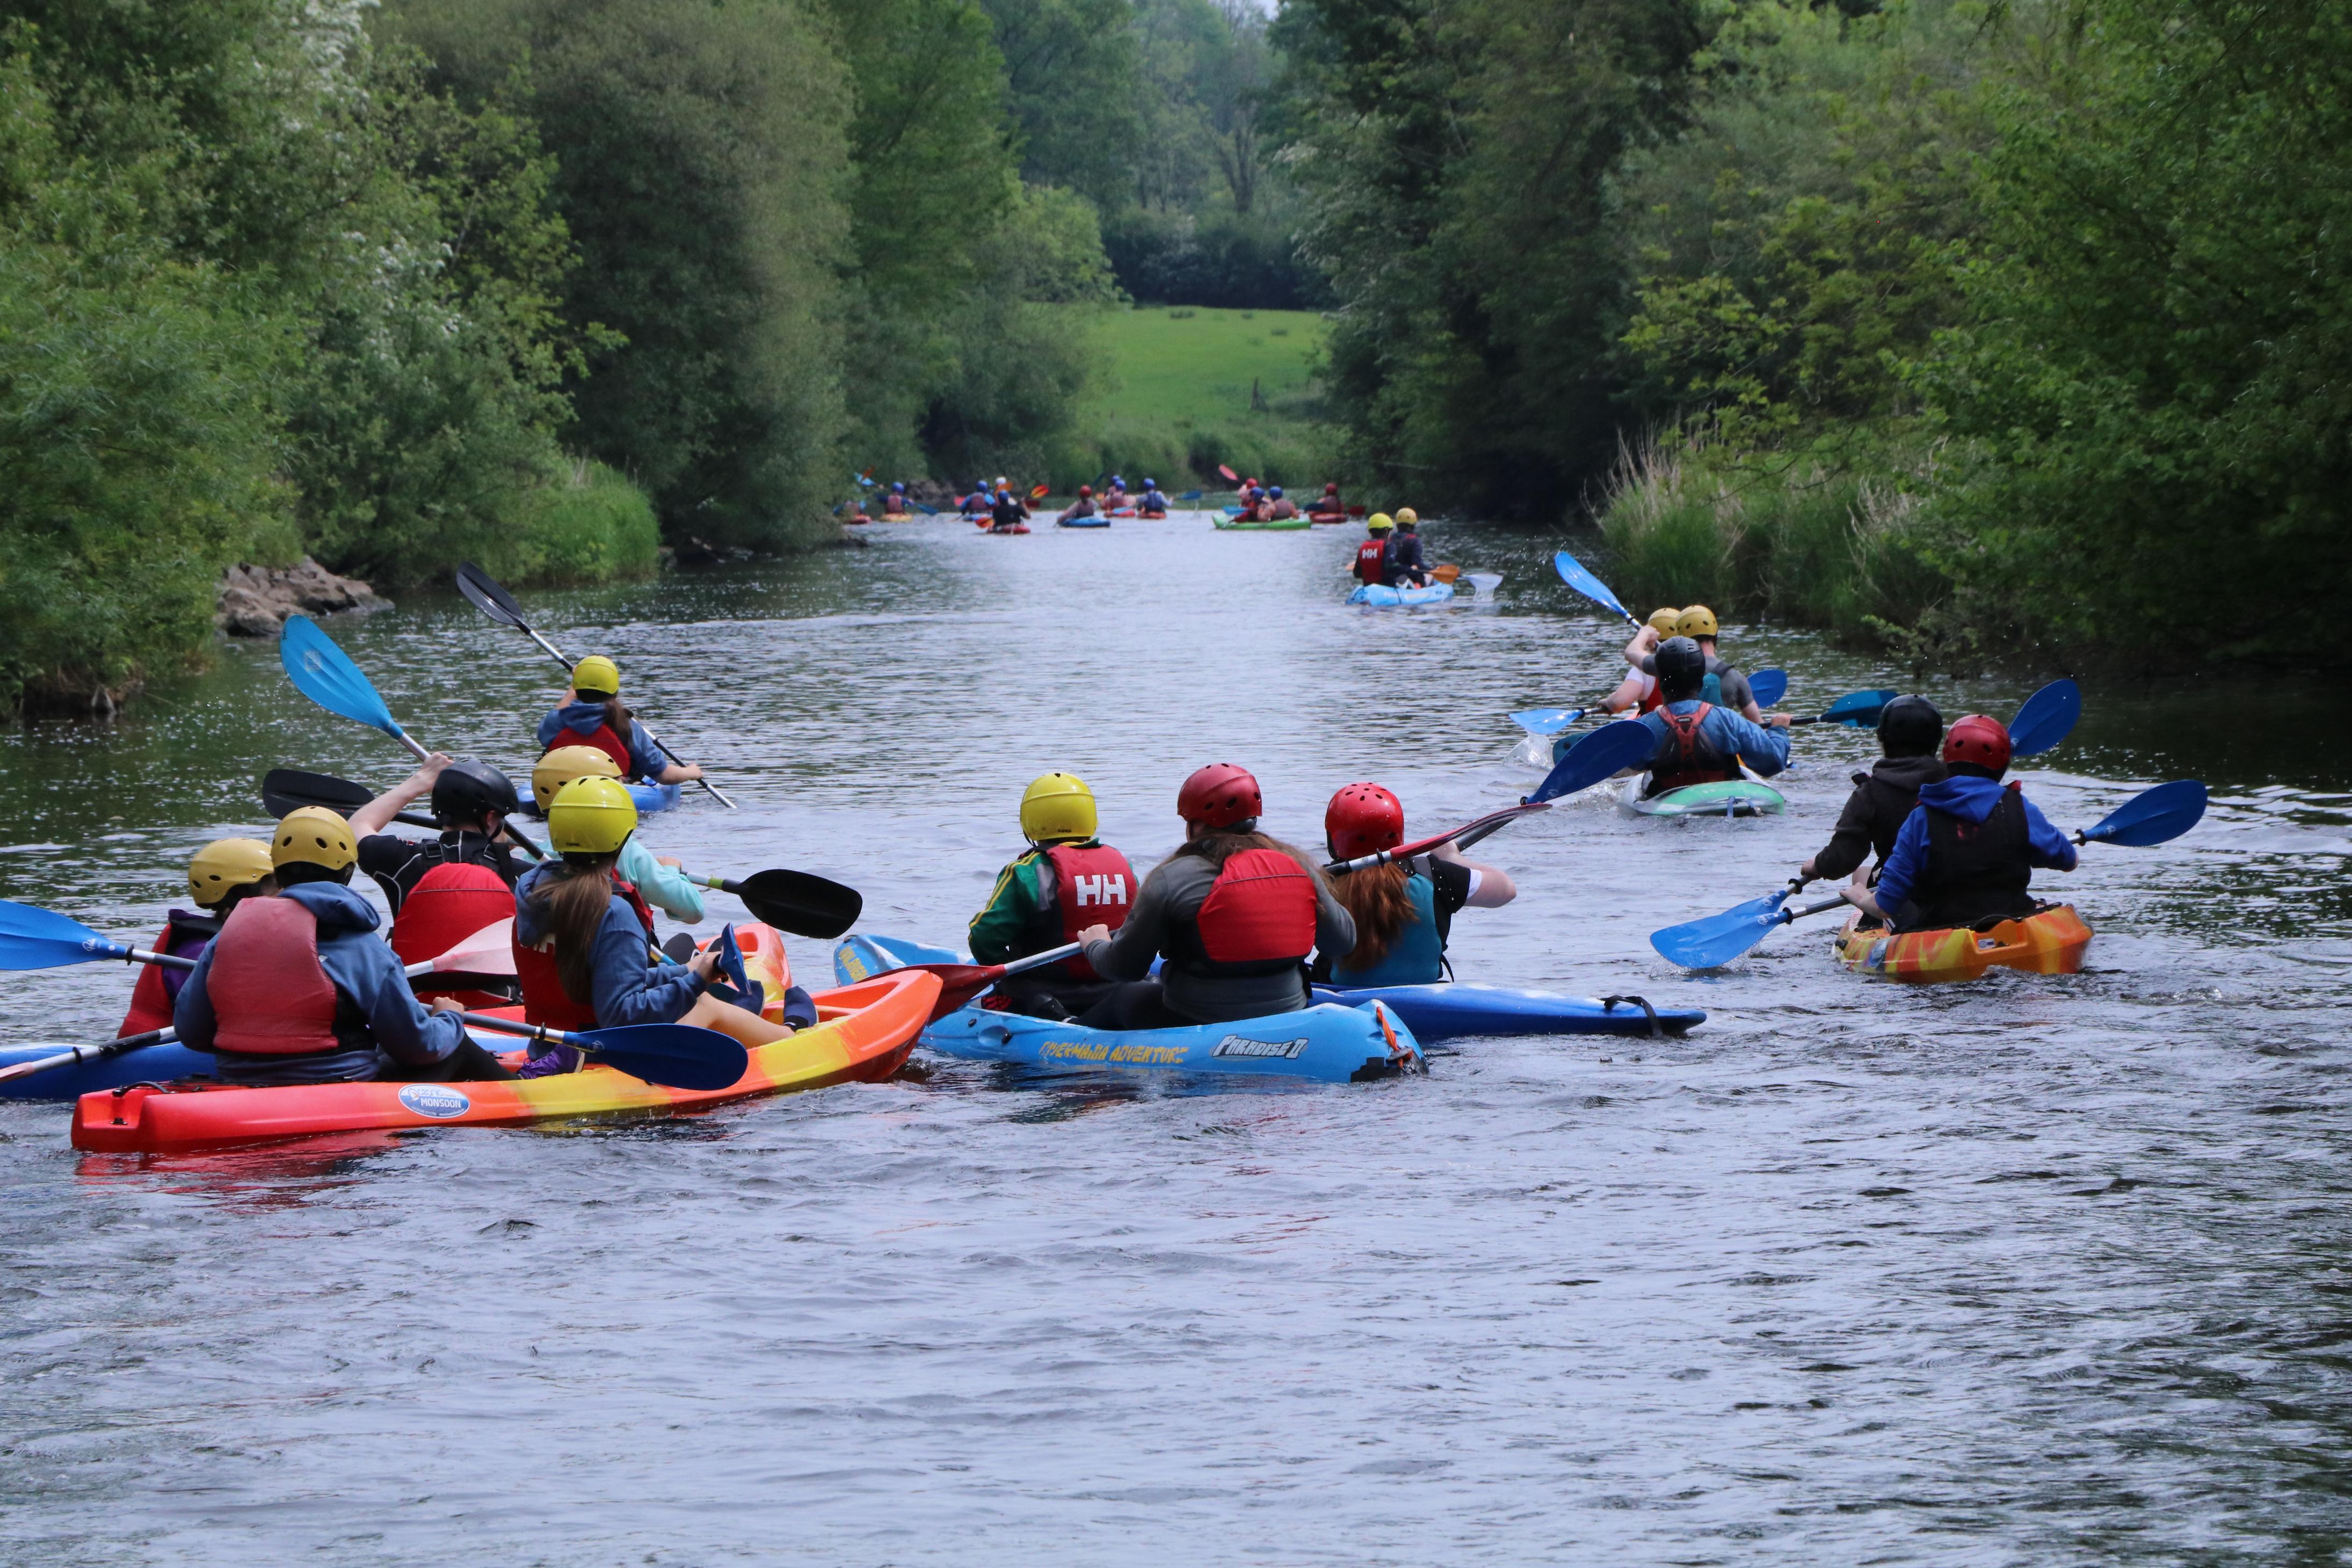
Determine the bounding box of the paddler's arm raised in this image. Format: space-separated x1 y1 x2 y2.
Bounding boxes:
349 753 452 837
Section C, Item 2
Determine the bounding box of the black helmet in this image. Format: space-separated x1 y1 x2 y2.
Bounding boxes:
432 759 519 827
1877 695 1944 758
1654 636 1708 699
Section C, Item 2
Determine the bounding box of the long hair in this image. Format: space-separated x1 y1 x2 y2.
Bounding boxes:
1172 827 1327 884
1326 861 1420 969
528 851 622 1005
595 694 633 737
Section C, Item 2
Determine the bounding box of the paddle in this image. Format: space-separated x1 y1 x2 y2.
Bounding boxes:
685 867 863 940
1178 488 1204 502
1510 707 1587 736
1526 719 1656 804
848 940 1087 1021
1218 464 1239 483
2074 779 2206 847
1651 887 1852 970
1789 688 1900 727
1324 803 1550 873
453 562 737 810
2009 679 2081 758
281 614 435 765
1028 482 1050 501
455 1013 748 1092
1748 669 1788 709
1552 551 1639 628
262 767 549 861
0 1025 178 1086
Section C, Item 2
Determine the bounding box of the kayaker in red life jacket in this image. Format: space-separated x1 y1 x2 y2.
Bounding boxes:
1105 475 1130 508
1309 482 1345 520
1595 607 1684 715
510 776 803 1077
882 482 910 517
1635 637 1792 797
114 839 277 1039
1798 696 1947 895
1352 514 1395 586
533 655 703 789
172 809 515 1087
345 757 528 1007
967 773 1138 1020
1315 785 1516 988
1071 764 1357 1030
1843 714 2079 934
1056 484 1099 524
1383 511 1431 586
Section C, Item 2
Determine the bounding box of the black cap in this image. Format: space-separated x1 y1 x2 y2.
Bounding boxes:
431 759 519 827
1876 695 1944 757
1655 636 1707 699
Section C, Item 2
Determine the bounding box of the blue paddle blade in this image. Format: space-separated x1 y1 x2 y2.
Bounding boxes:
2082 780 2206 847
280 614 401 739
1529 719 1654 803
1823 687 1900 725
0 899 127 970
1178 489 1203 500
1551 551 1632 622
2009 679 2081 758
575 1023 749 1092
1747 669 1788 709
1650 889 1793 969
1509 707 1584 735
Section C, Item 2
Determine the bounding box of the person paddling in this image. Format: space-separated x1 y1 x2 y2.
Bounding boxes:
989 484 1030 533
1137 478 1170 517
1596 607 1685 716
1317 785 1516 986
1071 765 1355 1030
882 481 910 518
1383 510 1431 587
1630 607 1761 720
968 773 1138 1020
535 656 704 789
114 839 277 1039
1057 485 1099 525
1309 482 1345 521
533 747 706 922
172 809 515 1086
1799 696 1947 892
345 756 527 997
510 778 804 1077
1352 513 1395 587
1634 637 1792 798
1105 475 1130 509
1266 486 1298 520
1843 715 2078 933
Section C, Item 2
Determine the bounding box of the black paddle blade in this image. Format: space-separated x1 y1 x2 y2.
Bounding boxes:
455 561 527 627
728 869 863 940
263 767 376 815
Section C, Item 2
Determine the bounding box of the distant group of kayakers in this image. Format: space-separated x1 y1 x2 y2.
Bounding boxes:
843 473 1367 533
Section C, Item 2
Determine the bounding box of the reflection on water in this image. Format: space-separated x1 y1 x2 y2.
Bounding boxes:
4 514 2351 1563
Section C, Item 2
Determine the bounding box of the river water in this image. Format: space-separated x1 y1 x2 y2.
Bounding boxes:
4 513 2349 1565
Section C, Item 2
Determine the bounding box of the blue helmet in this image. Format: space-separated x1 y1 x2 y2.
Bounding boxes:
1142 478 1156 489
1110 475 1124 487
892 481 905 492
1269 486 1283 498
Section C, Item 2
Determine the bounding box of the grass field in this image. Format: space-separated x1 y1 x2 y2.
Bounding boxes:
1047 306 1339 492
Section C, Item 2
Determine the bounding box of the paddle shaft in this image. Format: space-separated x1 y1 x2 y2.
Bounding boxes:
0 1027 176 1086
1326 805 1546 873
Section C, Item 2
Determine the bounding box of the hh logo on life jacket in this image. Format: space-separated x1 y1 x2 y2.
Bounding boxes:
1073 874 1127 908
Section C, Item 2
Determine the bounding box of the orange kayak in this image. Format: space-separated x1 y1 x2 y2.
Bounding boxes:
1833 904 2092 983
70 967 937 1155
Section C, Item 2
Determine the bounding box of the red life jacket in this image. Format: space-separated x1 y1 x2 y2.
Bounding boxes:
1168 848 1318 978
1042 842 1135 982
391 861 516 1008
1636 672 1664 715
545 717 633 780
1647 702 1739 795
512 874 658 1029
115 911 219 1037
1354 540 1389 585
206 897 343 1056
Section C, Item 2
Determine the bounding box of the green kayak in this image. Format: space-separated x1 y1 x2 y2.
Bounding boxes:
1214 517 1311 531
1620 778 1787 818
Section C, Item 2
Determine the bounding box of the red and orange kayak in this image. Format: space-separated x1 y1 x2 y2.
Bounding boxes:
70 967 937 1155
1833 904 2093 983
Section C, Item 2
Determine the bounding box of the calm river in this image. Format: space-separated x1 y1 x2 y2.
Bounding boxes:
3 513 2348 1564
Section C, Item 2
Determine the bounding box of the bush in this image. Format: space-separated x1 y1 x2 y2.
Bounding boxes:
487 461 660 585
1101 207 1332 310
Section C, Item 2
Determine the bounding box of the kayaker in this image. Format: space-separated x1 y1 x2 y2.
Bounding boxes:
1353 514 1395 586
1071 764 1356 1030
1318 784 1516 986
1138 479 1170 517
967 772 1137 1020
1383 511 1431 587
510 777 802 1076
1845 715 2079 934
990 485 1029 533
114 839 277 1038
1105 475 1130 508
1596 607 1685 715
1057 485 1099 524
350 754 528 912
1635 637 1792 797
535 656 704 789
961 483 990 518
1266 486 1298 520
882 482 910 518
1629 606 1760 721
533 747 706 921
1799 696 1947 891
1309 482 1345 521
172 809 516 1086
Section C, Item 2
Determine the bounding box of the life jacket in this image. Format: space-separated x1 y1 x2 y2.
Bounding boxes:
1636 672 1663 714
1903 785 2038 932
365 829 519 913
1268 499 1297 519
1331 872 1445 987
1353 539 1389 585
115 910 220 1037
545 718 633 780
1646 703 1739 795
1040 843 1135 982
391 861 517 1008
513 874 659 1029
1166 849 1318 979
205 897 346 1056
991 496 1026 529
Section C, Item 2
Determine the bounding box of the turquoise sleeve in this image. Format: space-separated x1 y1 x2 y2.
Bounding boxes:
619 837 706 921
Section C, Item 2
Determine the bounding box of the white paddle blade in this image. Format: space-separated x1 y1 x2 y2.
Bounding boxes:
411 918 517 978
1466 572 1503 597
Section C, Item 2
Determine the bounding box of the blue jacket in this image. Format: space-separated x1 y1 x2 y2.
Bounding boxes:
1874 775 2078 913
513 863 706 1027
535 703 665 782
1636 700 1791 776
175 881 467 1079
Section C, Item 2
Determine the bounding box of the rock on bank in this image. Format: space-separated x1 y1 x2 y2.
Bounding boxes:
216 558 380 637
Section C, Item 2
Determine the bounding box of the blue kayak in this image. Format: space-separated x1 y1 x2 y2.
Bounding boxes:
629 781 682 815
1311 983 1703 1042
0 1039 215 1101
1056 516 1110 529
1349 582 1455 607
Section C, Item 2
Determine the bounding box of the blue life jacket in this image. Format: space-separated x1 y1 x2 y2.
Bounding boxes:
1331 873 1446 986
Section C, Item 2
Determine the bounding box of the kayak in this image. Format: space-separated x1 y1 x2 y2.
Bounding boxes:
1056 516 1110 528
1620 778 1785 818
1348 582 1455 607
0 1038 215 1101
1307 512 1349 525
1310 983 1704 1042
70 965 934 1155
1214 518 1311 532
1833 904 2093 983
629 780 682 815
986 524 1031 535
920 1000 1421 1082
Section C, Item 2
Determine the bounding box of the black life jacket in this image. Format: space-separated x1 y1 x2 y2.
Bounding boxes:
1901 785 2038 932
1646 704 1739 795
365 829 521 913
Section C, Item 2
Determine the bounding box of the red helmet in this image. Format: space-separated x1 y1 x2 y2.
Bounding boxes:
1326 782 1404 861
1078 484 1093 497
1178 764 1262 829
1943 714 2013 774
1324 483 1339 494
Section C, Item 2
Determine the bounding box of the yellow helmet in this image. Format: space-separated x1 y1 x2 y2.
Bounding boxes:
1367 512 1395 532
188 838 274 907
533 744 622 811
1647 606 1681 636
1020 772 1098 844
546 775 637 855
271 808 357 873
1675 605 1719 640
1394 507 1419 526
570 655 621 697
